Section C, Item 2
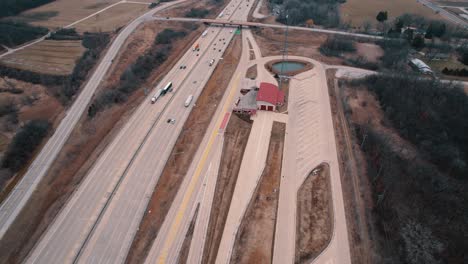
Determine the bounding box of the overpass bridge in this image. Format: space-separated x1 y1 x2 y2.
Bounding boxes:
151 16 384 40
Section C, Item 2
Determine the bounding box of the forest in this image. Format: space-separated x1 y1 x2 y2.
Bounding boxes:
0 0 55 18
269 0 344 27
347 74 468 263
0 20 48 47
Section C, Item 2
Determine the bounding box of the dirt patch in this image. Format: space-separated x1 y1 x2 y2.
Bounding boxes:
340 0 444 29
73 3 148 33
158 0 229 19
230 121 285 264
125 33 242 264
252 27 343 65
246 64 257 79
201 113 253 264
295 163 333 264
277 79 289 113
249 50 256 60
177 204 200 264
0 40 85 75
355 43 383 63
0 21 205 264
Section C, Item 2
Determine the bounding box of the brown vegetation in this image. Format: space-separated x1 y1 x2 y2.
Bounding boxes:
158 0 229 19
21 0 123 29
246 64 257 79
201 113 253 264
125 33 242 264
0 40 85 75
326 70 376 263
73 3 148 33
230 121 285 264
252 27 342 64
177 204 200 264
295 163 333 264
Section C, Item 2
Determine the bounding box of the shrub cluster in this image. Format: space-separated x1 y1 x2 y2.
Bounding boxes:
441 67 468 77
2 119 51 171
0 20 48 47
319 36 356 57
184 8 210 18
47 28 81 40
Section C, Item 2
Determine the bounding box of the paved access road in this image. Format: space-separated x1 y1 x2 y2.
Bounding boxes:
417 0 468 27
0 0 188 241
25 1 251 263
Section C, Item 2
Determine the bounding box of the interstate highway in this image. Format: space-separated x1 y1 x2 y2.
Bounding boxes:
25 0 249 263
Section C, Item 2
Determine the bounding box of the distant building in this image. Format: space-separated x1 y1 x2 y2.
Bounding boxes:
409 58 433 75
256 82 285 111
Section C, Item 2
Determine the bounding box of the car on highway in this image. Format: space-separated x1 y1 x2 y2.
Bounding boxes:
167 118 176 124
209 59 215 66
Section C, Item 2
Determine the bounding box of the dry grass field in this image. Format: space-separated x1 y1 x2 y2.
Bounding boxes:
73 3 149 33
21 0 122 29
340 0 443 28
0 40 85 75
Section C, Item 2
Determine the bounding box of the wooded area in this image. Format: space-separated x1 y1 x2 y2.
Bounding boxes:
0 20 48 47
345 74 468 263
0 0 55 18
269 0 344 27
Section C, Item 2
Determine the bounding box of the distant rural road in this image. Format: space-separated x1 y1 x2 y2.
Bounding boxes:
0 0 188 240
417 0 468 27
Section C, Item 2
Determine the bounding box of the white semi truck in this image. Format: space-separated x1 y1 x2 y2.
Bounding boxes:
151 82 172 103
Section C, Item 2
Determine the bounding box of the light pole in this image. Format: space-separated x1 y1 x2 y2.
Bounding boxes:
279 12 289 90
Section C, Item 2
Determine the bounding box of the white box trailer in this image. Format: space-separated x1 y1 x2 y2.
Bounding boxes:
184 95 194 107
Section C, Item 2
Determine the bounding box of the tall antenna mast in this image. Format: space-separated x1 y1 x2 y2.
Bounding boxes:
279 11 289 90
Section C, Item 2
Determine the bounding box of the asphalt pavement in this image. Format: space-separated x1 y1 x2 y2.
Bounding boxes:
25 1 251 263
0 0 188 241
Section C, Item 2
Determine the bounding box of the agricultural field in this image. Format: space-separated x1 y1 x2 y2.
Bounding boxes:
73 3 149 33
340 0 443 28
0 40 85 75
17 0 122 29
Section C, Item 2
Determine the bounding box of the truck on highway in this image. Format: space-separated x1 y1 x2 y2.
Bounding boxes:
151 89 163 103
209 59 215 66
184 95 194 107
193 43 200 51
161 82 173 95
202 30 208 37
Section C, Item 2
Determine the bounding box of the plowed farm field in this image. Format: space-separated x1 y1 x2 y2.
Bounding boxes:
0 40 85 75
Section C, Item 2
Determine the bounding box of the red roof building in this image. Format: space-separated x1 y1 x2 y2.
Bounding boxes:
256 82 284 111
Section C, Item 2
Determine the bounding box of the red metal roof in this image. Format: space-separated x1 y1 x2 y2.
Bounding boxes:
256 82 284 106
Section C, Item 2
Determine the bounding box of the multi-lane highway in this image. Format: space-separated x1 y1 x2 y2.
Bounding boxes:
0 0 188 241
25 0 253 263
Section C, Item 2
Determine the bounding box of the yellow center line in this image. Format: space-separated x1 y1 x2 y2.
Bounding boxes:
157 73 240 264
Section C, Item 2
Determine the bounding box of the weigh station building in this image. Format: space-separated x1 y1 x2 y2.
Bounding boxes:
234 82 285 115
